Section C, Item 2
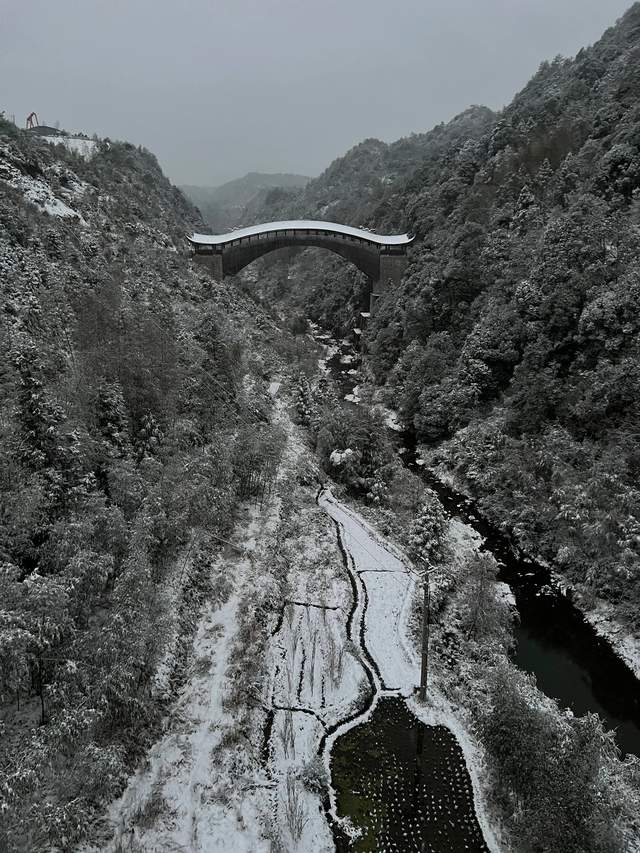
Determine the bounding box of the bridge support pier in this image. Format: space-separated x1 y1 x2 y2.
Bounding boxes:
192 252 224 282
370 254 408 313
211 253 224 281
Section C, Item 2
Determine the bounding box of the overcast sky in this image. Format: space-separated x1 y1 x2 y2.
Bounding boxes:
0 0 634 187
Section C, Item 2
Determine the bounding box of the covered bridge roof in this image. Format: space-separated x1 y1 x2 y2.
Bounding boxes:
189 220 414 247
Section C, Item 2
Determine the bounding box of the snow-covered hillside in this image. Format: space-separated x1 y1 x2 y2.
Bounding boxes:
42 135 98 158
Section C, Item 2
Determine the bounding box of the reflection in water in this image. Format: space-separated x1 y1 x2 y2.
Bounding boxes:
514 602 640 756
331 698 489 853
419 465 640 758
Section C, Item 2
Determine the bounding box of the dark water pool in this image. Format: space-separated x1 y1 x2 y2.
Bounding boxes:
331 698 489 853
513 595 640 755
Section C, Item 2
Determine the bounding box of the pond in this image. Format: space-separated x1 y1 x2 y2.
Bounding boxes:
331 697 489 853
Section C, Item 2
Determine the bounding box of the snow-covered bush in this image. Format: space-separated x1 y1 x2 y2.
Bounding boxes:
300 756 329 796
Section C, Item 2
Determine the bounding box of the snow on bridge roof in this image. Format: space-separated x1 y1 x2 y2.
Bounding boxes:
189 220 414 247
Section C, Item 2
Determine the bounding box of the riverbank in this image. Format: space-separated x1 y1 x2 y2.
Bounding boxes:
310 326 639 847
330 342 640 749
360 344 640 689
421 453 640 684
337 475 640 849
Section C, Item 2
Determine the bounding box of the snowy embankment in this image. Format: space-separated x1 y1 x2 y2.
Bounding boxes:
94 403 352 852
100 507 275 853
42 135 98 158
582 603 640 681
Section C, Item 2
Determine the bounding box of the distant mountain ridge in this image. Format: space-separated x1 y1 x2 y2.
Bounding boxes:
181 171 310 230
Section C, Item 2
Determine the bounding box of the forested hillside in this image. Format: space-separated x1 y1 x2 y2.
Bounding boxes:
254 4 640 633
243 105 495 332
0 118 289 849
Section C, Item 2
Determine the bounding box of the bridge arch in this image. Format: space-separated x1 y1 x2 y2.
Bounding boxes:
188 221 413 313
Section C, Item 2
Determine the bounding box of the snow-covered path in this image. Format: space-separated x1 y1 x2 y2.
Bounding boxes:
319 489 419 693
97 442 500 852
315 488 419 833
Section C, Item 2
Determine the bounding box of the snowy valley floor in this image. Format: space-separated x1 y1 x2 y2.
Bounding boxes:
90 407 504 853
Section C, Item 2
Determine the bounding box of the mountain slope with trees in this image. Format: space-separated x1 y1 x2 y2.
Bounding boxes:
253 4 640 640
0 117 291 850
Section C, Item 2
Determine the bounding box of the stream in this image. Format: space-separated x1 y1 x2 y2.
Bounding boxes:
320 331 640 759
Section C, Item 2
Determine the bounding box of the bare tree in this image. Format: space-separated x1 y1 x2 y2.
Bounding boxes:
283 770 307 843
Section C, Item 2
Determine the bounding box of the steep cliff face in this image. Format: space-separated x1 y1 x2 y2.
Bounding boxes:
0 120 289 849
252 5 640 631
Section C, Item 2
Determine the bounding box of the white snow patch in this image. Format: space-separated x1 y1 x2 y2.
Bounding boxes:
382 406 402 432
329 448 355 466
584 604 640 680
317 343 338 375
319 491 418 694
0 158 84 221
103 506 277 853
448 517 483 550
344 383 361 404
495 581 516 608
105 592 273 852
42 135 98 158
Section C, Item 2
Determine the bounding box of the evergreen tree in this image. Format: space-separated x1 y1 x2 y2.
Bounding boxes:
407 489 448 567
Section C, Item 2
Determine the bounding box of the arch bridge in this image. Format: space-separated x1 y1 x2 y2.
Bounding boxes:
188 220 413 313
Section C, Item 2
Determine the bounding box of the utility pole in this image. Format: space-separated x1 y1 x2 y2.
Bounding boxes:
419 563 431 701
